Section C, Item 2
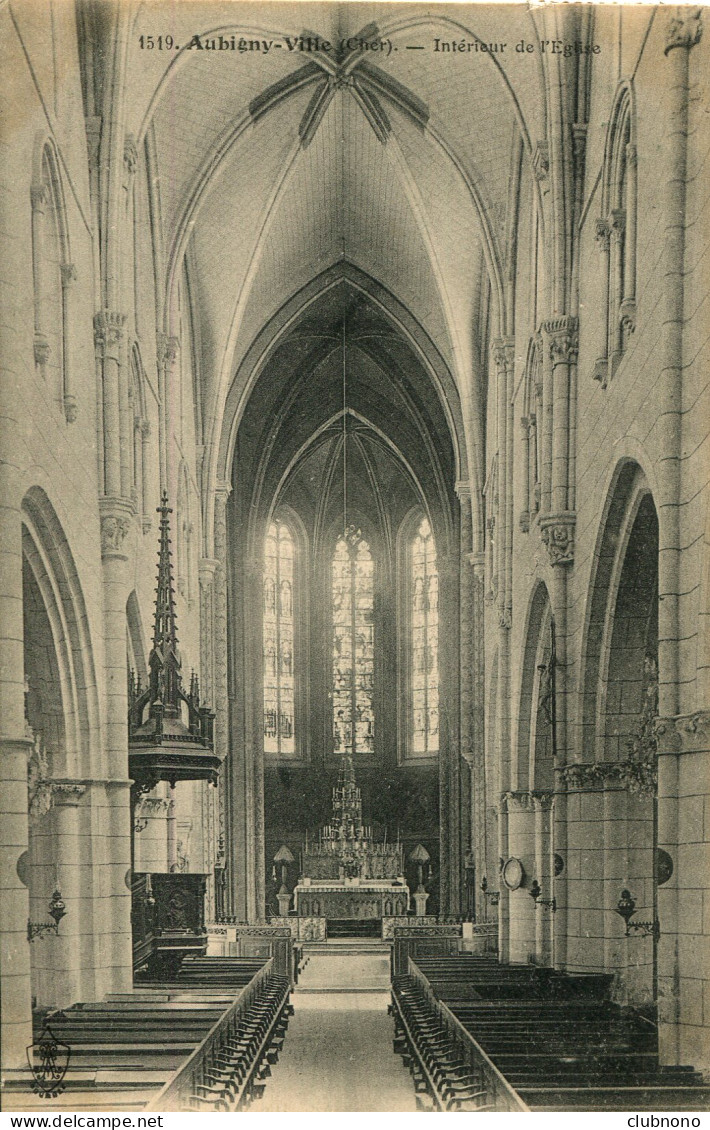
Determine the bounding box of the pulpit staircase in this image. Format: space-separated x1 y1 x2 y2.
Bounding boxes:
393 955 710 1112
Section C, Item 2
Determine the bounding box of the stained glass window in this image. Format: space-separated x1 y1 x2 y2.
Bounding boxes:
263 520 295 754
412 517 439 754
332 527 374 755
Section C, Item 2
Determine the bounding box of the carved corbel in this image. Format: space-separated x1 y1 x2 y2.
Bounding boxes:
593 358 609 390
539 511 576 566
123 134 138 189
33 332 51 370
532 140 549 183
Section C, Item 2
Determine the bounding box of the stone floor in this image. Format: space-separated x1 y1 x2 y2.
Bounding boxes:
253 942 417 1112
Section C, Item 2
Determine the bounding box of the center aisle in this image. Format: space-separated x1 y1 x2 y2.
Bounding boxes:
253 940 417 1112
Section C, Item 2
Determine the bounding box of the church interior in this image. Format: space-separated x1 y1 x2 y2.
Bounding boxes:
1 0 710 1113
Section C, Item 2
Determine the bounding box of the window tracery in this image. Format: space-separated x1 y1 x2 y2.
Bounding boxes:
411 517 439 754
332 526 375 756
263 520 295 754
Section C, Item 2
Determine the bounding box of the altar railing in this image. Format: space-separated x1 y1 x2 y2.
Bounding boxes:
392 923 462 976
206 922 294 983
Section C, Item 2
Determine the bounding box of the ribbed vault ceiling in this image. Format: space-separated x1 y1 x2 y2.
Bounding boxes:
125 1 548 489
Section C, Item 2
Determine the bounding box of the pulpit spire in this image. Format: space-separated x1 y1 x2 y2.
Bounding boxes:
128 494 218 789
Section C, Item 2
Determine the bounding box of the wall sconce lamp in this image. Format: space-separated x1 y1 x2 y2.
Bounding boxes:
134 816 149 833
28 889 66 941
615 889 660 941
529 879 556 912
480 877 500 906
143 873 156 909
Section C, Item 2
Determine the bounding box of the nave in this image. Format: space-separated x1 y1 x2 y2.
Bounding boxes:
2 0 710 1110
7 938 710 1114
253 940 416 1112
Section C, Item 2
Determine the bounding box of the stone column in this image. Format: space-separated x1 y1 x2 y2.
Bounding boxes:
456 483 474 919
161 336 180 501
656 709 710 1071
47 783 86 1008
470 553 487 922
519 416 530 533
438 545 461 917
60 263 78 423
533 791 554 966
94 312 127 499
30 184 50 379
199 557 219 919
503 791 537 964
658 7 702 716
539 318 578 971
0 465 32 1067
213 483 236 916
245 554 266 922
593 220 612 388
96 456 134 995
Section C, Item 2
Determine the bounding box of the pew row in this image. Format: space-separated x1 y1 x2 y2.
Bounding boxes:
407 955 710 1112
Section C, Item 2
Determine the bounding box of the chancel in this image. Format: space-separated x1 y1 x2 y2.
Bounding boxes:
294 748 408 925
2 0 710 1115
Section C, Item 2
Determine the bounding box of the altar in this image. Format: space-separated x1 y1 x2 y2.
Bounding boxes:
294 878 408 920
294 748 410 923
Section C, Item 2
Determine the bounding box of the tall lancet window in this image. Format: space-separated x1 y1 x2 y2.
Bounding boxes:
263 520 295 754
332 528 374 755
412 517 439 754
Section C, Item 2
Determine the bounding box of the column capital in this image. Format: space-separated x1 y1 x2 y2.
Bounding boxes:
492 337 515 372
664 7 703 54
655 709 710 755
214 479 232 502
502 789 534 812
60 263 78 288
30 183 48 212
94 309 127 358
539 510 575 566
52 781 87 806
542 316 579 366
454 479 471 501
532 790 554 811
467 551 485 582
99 496 134 559
199 557 219 586
595 217 611 252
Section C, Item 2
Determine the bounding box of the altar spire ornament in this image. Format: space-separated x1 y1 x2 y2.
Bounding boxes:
128 494 218 790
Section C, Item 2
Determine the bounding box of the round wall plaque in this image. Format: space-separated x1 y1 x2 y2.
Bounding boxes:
656 848 673 886
502 857 525 891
